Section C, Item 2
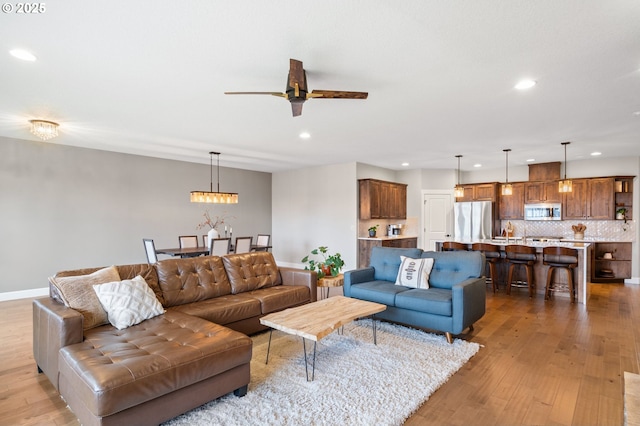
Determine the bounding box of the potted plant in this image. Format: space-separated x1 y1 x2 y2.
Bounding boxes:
616 207 627 220
301 246 345 279
368 224 379 237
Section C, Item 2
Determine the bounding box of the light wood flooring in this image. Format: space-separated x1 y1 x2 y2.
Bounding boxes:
1 283 639 425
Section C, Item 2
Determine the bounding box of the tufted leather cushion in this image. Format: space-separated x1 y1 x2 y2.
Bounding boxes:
156 257 232 307
58 310 252 417
222 252 282 294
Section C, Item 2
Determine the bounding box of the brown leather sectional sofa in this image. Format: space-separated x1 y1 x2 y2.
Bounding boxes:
33 251 317 426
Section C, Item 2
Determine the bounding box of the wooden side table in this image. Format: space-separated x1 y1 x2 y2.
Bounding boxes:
317 274 344 299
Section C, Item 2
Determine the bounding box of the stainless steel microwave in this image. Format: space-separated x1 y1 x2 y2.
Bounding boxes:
524 203 562 221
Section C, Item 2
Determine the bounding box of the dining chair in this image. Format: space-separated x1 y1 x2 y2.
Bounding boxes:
178 235 199 249
252 234 271 251
210 238 231 256
142 238 158 264
234 236 253 254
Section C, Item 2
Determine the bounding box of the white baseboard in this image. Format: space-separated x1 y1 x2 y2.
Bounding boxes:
0 287 48 302
625 277 640 285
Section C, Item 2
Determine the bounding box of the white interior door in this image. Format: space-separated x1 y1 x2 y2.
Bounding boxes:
422 191 453 251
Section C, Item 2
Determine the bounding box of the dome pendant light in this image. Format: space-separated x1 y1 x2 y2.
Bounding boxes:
454 155 464 198
558 142 573 193
501 149 513 196
190 152 239 204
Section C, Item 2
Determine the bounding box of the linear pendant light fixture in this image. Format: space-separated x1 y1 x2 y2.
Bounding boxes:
558 141 573 193
501 149 513 196
454 155 464 198
190 152 238 204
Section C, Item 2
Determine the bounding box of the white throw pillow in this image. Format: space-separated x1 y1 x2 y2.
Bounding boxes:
395 256 434 289
93 275 165 330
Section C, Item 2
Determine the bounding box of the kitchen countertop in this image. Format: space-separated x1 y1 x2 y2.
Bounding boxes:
441 239 592 249
359 235 418 241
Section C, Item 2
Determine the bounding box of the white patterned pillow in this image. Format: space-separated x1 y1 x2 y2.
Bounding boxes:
395 256 434 289
93 275 165 330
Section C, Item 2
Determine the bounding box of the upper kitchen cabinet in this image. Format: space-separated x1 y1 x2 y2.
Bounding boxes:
455 183 498 202
563 177 632 220
359 179 407 220
498 182 524 219
524 181 562 203
563 178 589 219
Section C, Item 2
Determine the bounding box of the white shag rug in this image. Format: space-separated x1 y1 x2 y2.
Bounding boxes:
163 320 480 426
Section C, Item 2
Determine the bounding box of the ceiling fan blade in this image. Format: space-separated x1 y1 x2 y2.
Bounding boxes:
289 59 307 92
224 91 287 98
291 102 303 117
310 90 368 99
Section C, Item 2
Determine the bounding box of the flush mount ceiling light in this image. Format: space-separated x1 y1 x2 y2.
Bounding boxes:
514 79 536 90
454 155 464 198
591 151 602 156
190 152 238 204
502 149 513 196
299 132 311 139
29 119 59 141
10 49 37 61
401 162 409 167
558 141 573 193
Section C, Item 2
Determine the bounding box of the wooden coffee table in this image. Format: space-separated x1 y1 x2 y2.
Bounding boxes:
259 296 386 381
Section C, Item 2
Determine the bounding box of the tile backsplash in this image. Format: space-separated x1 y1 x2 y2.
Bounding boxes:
500 219 636 242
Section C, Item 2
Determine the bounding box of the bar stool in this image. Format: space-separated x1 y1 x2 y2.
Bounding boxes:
471 243 502 293
505 245 537 298
543 246 578 303
442 241 468 251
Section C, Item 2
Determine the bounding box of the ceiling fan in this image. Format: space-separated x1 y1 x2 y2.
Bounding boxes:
225 58 368 117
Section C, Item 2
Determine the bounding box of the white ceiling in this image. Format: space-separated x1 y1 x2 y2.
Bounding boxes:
1 1 639 173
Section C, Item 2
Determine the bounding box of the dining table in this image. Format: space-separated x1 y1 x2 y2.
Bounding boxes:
156 245 272 258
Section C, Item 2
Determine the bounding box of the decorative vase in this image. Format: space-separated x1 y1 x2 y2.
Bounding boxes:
207 228 219 249
369 230 376 237
320 264 332 277
616 212 625 220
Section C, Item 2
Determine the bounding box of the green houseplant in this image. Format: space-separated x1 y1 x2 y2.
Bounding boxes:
301 246 345 279
368 224 379 237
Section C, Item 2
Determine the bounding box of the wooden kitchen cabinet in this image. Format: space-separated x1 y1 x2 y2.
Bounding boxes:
563 177 624 220
358 237 418 267
563 178 589 219
524 181 562 203
498 182 524 220
591 242 631 283
359 179 407 220
587 177 615 219
455 183 498 202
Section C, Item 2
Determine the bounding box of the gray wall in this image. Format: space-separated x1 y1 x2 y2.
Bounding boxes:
0 136 271 295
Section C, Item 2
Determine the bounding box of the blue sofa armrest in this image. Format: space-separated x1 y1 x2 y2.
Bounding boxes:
343 267 375 297
451 277 486 334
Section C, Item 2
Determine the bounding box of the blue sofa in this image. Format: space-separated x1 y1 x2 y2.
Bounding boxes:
344 247 486 343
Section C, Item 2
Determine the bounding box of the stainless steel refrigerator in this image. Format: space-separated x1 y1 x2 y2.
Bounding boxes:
453 201 493 241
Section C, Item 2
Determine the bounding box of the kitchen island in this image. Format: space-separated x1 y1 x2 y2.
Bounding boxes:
436 239 592 304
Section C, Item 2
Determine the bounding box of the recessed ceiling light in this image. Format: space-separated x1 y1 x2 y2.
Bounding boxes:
473 164 482 168
591 151 602 156
401 162 409 167
515 79 536 90
299 132 310 139
9 49 37 61
526 158 535 162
